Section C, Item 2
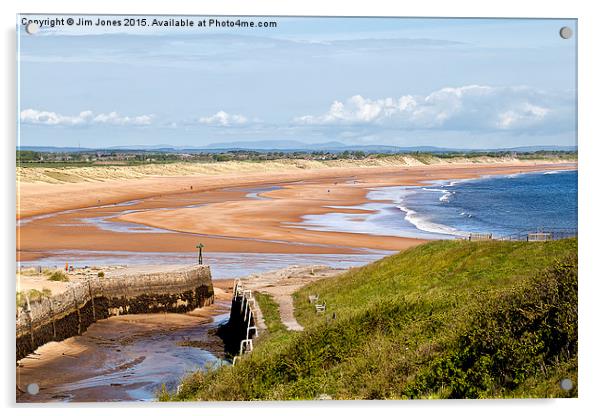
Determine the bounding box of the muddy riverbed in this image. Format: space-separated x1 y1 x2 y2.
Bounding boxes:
17 294 231 403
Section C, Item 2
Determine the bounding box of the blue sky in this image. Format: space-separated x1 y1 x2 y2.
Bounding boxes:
18 16 577 149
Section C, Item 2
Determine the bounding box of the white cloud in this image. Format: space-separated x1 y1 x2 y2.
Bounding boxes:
496 103 549 129
294 85 570 132
20 109 153 126
20 109 93 126
198 111 248 127
91 112 153 126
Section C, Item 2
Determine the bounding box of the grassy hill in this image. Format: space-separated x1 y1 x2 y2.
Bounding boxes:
164 239 577 401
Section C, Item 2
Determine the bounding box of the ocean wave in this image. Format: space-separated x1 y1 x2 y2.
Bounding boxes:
417 186 453 202
439 191 453 202
397 205 465 237
445 179 472 187
369 185 462 236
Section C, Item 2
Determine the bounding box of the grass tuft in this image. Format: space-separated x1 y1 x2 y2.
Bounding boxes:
16 288 52 309
47 270 69 282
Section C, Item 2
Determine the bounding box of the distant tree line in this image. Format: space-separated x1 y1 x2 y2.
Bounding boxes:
16 149 577 167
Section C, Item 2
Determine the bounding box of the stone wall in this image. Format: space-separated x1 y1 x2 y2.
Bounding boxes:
16 265 213 361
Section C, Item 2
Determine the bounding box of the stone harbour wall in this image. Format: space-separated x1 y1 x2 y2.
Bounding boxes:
16 265 214 361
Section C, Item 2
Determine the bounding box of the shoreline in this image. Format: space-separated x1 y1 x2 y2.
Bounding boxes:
17 162 576 263
115 163 576 247
17 160 575 220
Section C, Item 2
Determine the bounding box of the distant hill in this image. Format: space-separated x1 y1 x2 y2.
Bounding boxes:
18 146 95 153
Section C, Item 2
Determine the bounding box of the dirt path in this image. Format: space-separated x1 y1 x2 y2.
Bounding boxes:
239 265 344 331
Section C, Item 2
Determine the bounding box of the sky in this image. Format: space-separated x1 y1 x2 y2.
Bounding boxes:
17 16 577 149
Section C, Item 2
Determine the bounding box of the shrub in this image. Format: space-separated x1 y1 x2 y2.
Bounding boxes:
402 256 578 398
47 270 69 282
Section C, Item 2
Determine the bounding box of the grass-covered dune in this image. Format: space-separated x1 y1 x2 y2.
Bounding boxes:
18 153 576 184
165 239 577 401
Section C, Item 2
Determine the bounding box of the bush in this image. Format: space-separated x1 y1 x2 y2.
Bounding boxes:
47 270 69 282
403 256 577 398
98 271 105 278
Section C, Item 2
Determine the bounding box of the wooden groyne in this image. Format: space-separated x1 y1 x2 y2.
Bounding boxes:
16 265 214 361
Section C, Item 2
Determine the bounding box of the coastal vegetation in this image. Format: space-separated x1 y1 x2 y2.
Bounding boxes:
164 238 577 400
17 150 576 184
253 292 287 334
18 266 70 281
16 288 52 309
17 149 577 168
47 270 69 282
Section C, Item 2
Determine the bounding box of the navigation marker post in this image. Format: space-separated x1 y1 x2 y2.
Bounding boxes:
196 243 205 265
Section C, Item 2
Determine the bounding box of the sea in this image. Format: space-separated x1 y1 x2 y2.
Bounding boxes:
296 169 577 240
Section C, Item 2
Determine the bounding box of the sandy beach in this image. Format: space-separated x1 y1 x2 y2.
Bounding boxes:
17 160 576 264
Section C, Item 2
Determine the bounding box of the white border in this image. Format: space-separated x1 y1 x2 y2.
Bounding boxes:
2 1 600 415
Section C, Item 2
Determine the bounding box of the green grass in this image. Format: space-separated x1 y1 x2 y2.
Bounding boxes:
41 171 83 183
16 288 52 309
47 270 69 282
164 239 577 401
254 292 288 334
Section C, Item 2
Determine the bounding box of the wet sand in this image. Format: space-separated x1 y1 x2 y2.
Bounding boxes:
16 282 234 403
17 162 576 263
